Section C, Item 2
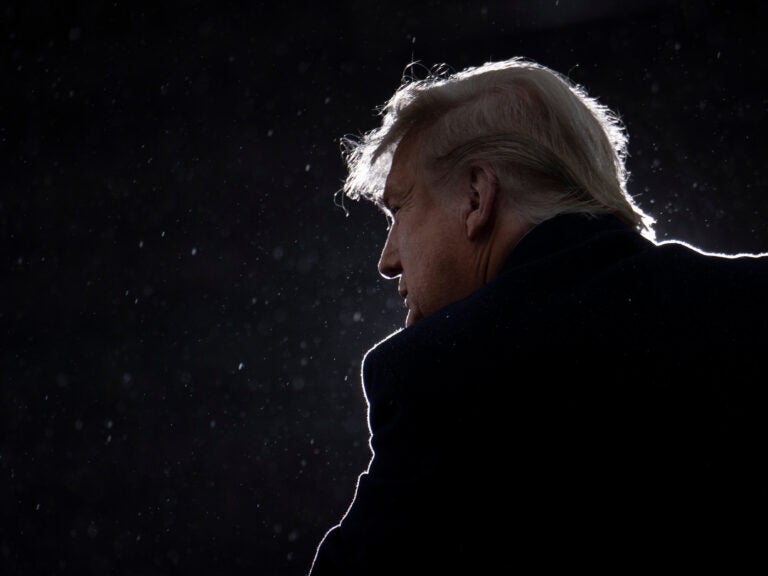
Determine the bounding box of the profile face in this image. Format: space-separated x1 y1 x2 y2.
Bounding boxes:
377 130 481 327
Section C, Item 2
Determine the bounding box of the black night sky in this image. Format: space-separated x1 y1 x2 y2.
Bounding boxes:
2 1 767 575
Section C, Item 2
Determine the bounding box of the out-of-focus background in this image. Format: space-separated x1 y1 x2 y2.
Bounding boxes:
2 1 766 574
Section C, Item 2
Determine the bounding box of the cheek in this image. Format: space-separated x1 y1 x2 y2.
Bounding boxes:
401 208 467 300
411 247 468 310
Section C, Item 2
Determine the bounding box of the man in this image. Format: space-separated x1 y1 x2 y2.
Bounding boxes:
309 58 768 574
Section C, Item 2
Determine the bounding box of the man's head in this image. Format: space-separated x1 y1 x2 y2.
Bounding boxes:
341 57 655 326
377 125 532 326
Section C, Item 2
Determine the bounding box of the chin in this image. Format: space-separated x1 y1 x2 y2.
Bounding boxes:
405 308 422 327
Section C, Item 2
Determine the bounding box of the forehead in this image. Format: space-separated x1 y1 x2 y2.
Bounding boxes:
382 130 423 204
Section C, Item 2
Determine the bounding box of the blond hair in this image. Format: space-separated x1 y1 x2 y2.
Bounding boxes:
340 57 655 240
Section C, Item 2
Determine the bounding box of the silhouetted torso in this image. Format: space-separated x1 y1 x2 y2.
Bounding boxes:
310 214 768 574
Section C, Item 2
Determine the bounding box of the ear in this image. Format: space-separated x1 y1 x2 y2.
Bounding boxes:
464 163 498 240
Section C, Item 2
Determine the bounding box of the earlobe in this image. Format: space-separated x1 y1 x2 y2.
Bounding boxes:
465 163 497 240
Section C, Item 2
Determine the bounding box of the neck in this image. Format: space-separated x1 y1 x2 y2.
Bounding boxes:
480 211 534 282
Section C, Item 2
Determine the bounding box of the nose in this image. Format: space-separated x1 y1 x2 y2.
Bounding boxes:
377 228 402 280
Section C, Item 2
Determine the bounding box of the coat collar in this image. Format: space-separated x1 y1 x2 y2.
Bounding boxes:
501 213 639 272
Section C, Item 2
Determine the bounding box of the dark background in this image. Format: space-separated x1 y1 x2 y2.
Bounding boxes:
2 1 766 575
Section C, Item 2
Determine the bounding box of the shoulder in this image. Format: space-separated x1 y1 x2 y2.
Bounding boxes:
653 237 768 274
640 239 768 313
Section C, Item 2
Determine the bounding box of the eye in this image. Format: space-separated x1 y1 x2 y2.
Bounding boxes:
386 206 401 228
380 201 400 228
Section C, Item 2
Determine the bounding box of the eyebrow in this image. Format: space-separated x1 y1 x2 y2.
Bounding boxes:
381 185 395 209
381 183 412 209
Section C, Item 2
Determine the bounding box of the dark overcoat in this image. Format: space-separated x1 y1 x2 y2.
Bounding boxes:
310 214 768 574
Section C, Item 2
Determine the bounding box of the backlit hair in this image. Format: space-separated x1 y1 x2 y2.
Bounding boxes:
340 57 656 240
